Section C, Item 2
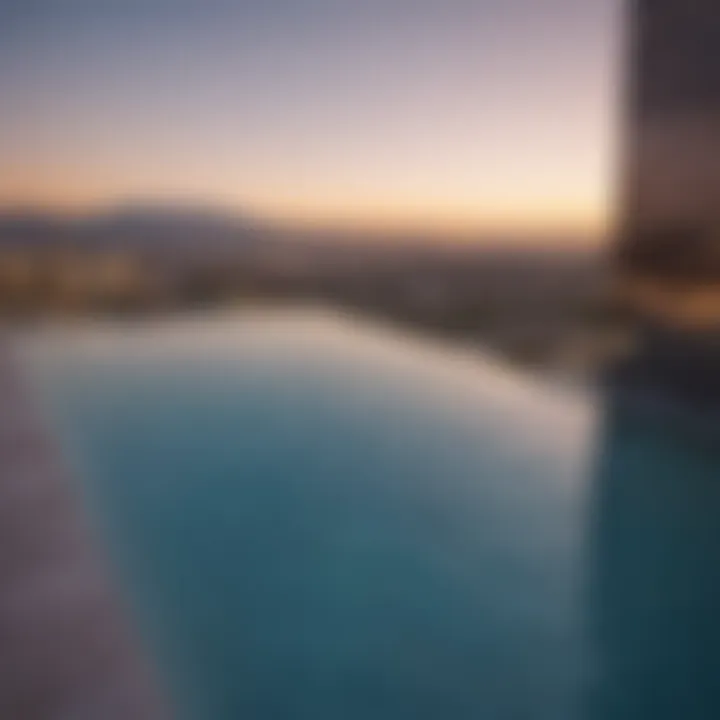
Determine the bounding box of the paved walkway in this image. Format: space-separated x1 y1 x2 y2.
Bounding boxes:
0 341 169 719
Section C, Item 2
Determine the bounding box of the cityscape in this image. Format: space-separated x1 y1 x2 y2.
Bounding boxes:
2 1 720 719
0 206 621 378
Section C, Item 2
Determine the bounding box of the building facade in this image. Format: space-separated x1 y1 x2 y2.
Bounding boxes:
618 0 720 327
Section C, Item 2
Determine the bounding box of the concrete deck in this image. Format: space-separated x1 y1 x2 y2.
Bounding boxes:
0 341 169 719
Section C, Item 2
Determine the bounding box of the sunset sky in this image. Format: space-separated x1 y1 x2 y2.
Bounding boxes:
0 0 621 238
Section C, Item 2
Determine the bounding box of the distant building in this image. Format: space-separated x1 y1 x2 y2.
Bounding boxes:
0 249 154 316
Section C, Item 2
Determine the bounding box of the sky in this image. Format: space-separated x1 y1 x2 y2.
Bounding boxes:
0 0 621 238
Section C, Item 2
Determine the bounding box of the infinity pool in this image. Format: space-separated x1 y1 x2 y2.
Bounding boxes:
21 310 720 720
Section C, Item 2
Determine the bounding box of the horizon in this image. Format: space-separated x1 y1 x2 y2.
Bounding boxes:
0 197 607 250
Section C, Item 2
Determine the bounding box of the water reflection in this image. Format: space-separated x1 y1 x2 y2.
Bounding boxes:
589 400 720 719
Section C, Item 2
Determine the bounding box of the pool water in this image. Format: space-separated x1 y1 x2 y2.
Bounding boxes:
21 310 720 720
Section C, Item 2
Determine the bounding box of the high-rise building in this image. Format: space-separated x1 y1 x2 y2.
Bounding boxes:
613 0 720 403
618 0 720 323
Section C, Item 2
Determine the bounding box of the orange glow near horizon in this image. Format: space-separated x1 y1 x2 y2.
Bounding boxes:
0 190 609 242
0 157 613 240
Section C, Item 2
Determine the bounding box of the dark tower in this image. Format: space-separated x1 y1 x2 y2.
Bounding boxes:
587 11 720 719
614 0 720 406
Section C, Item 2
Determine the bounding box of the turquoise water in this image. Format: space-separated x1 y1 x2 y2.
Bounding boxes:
21 311 720 719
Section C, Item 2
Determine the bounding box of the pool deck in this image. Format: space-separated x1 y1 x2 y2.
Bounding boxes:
0 341 169 719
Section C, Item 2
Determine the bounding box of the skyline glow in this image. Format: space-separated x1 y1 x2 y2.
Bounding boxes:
0 0 621 239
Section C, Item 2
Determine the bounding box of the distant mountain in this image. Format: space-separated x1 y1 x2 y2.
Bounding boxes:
0 203 604 268
0 203 274 259
0 211 81 246
91 201 262 233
